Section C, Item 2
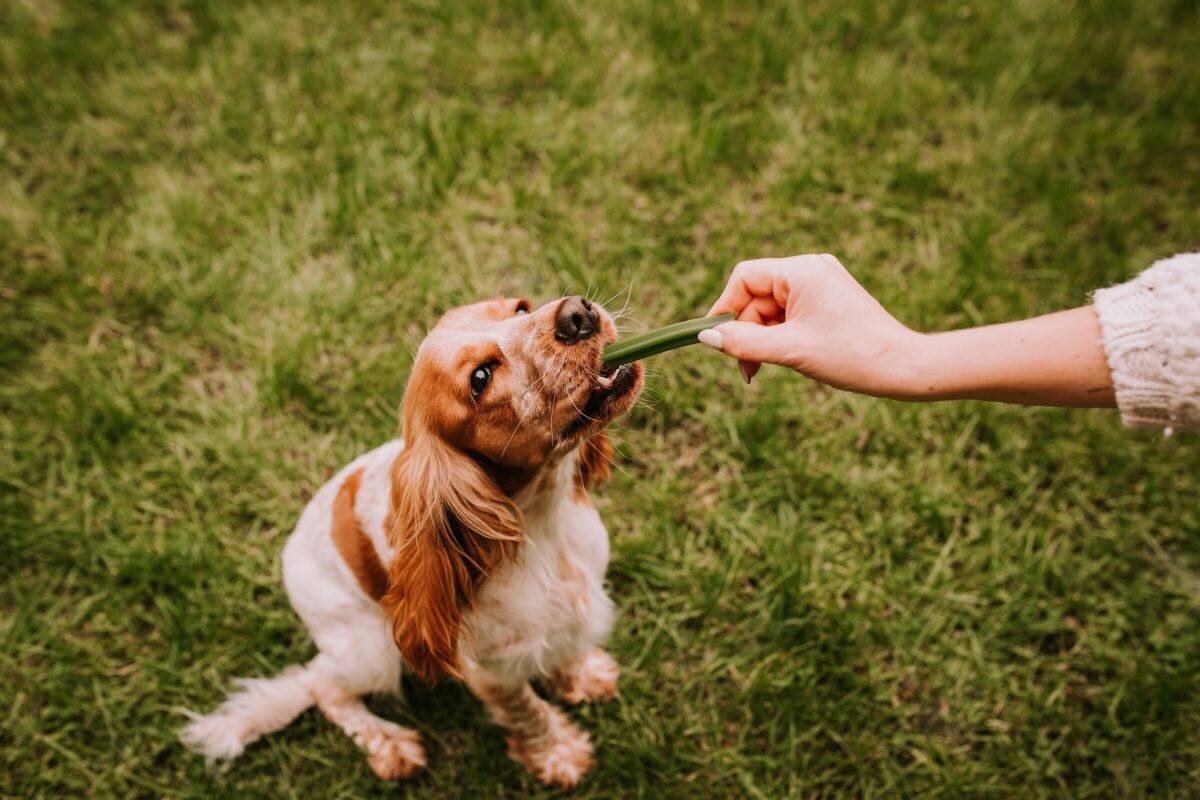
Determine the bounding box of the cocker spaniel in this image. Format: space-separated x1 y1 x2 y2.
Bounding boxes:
181 295 642 788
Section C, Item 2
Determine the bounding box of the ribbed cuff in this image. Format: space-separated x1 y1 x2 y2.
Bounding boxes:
1092 254 1200 431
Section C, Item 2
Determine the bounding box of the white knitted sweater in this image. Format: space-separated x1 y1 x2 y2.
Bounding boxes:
1093 253 1200 432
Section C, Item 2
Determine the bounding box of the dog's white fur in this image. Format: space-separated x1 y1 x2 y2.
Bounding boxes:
181 296 639 787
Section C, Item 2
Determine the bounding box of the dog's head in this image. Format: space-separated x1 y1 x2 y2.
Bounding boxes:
382 296 642 683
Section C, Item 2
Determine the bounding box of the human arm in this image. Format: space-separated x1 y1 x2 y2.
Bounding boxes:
897 306 1113 406
705 252 1200 428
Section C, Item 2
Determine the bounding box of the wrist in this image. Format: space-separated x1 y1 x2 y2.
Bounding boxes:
879 329 939 401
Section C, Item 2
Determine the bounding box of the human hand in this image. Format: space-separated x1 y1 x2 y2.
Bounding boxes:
701 254 922 396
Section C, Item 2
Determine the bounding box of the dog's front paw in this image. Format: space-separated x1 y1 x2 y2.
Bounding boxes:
507 722 594 788
551 648 620 705
360 724 426 781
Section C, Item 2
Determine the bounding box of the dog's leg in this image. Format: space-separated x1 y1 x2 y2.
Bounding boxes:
466 666 594 788
547 648 620 705
307 678 426 781
179 663 315 762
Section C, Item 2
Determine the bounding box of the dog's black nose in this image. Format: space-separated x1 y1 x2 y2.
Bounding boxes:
555 296 599 343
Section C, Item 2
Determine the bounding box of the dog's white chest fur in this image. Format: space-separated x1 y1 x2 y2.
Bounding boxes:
468 459 615 682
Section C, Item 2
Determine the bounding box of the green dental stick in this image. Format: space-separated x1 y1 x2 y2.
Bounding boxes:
602 313 735 366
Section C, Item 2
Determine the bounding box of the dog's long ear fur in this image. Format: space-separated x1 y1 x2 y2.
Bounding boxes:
382 435 521 684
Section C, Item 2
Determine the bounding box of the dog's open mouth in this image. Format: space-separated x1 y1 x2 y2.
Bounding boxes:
594 361 622 390
563 362 639 438
593 361 636 397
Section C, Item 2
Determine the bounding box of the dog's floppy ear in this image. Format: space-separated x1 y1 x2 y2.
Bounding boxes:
382 435 522 684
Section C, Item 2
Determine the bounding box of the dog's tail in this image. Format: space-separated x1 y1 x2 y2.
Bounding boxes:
179 663 314 763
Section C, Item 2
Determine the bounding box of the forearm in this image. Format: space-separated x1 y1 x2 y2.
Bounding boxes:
894 306 1115 407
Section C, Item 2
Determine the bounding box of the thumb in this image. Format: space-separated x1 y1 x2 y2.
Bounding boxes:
698 321 782 364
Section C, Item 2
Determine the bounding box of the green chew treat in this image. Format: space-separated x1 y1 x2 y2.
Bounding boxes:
602 313 735 366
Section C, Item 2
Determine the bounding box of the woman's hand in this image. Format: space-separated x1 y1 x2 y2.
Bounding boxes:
702 253 1115 407
703 254 922 395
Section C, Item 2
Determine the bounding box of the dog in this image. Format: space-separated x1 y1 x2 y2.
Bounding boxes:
180 295 643 787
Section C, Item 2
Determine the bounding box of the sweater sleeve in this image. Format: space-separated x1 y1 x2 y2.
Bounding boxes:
1092 253 1200 432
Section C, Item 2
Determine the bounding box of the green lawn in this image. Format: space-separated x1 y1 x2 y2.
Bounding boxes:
3 1 1199 797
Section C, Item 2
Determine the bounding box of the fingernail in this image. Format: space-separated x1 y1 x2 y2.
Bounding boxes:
739 363 752 384
697 329 723 350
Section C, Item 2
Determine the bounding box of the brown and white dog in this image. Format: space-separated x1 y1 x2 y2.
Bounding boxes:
181 296 643 787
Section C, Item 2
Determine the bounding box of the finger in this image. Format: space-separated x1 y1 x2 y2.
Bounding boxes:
697 321 774 384
740 295 780 324
718 294 771 383
715 253 841 319
738 359 762 382
731 296 775 384
704 320 782 364
707 259 786 317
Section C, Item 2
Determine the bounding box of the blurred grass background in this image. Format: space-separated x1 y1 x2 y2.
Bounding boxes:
2 0 1199 797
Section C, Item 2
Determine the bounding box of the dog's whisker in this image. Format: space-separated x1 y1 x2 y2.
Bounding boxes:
566 394 601 424
499 370 556 461
584 434 638 482
498 409 528 460
598 284 627 311
609 288 636 321
493 270 513 298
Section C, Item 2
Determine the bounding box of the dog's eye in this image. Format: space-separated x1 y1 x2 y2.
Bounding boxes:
470 364 492 397
515 300 529 316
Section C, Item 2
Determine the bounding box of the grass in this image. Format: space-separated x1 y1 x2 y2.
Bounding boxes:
2 0 1199 797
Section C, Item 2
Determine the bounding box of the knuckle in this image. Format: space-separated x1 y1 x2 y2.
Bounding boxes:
781 254 815 276
737 257 775 272
789 253 836 276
